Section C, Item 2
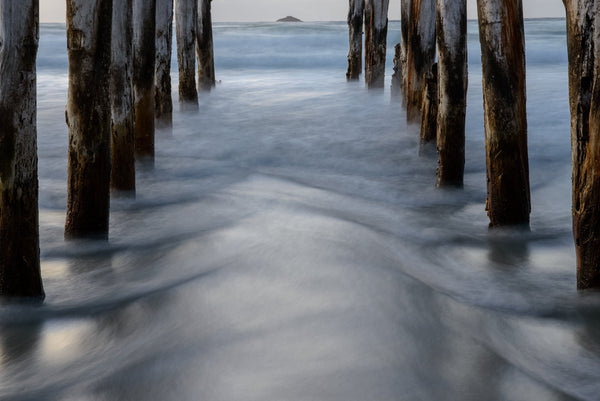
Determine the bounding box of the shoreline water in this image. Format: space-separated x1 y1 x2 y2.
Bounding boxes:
1 19 595 401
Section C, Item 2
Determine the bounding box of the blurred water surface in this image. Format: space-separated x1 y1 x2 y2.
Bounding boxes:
1 19 599 401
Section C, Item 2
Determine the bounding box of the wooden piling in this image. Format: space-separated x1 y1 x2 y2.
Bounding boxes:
133 0 157 162
364 0 390 89
0 0 44 298
406 0 436 123
435 0 467 188
346 0 364 80
476 0 530 227
175 0 198 106
65 0 113 239
155 0 174 129
391 43 402 96
400 0 409 104
196 0 215 91
419 63 438 155
110 0 136 194
564 0 600 288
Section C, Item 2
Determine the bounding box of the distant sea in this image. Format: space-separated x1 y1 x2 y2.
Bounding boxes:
1 19 598 401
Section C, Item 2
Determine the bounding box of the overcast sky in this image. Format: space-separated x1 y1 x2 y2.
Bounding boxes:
40 0 566 23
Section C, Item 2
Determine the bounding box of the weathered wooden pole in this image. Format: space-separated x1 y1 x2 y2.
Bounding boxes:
364 0 372 75
400 0 409 104
346 0 364 80
392 44 402 96
175 0 198 106
133 0 157 162
196 0 215 91
364 0 390 88
476 0 530 227
0 0 44 298
563 0 599 288
435 0 467 188
65 0 113 239
110 0 136 193
419 63 438 155
155 0 174 129
406 0 436 122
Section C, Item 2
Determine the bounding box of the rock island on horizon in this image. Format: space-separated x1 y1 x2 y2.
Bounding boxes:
277 16 302 22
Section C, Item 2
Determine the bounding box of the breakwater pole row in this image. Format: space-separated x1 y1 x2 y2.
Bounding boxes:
347 2 539 271
346 0 390 88
395 0 528 220
0 0 215 298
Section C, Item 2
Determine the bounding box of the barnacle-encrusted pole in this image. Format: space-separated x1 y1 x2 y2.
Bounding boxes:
155 0 174 129
435 0 468 188
65 0 113 239
0 0 44 298
110 0 135 193
133 0 157 162
476 0 530 227
346 0 364 80
196 0 215 91
175 0 198 106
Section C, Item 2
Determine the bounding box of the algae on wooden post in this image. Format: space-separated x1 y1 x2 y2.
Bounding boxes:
65 0 113 239
0 0 44 298
435 0 467 188
133 0 157 162
346 0 364 80
364 0 390 89
155 0 174 130
196 0 215 91
476 0 530 227
406 0 436 123
110 0 136 194
564 0 600 288
175 0 198 106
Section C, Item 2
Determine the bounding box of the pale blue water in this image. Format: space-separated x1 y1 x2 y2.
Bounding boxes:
1 19 598 401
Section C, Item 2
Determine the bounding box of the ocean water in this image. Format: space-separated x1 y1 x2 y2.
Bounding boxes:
1 19 599 401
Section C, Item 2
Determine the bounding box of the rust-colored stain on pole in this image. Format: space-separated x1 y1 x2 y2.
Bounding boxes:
477 0 530 227
0 0 44 298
